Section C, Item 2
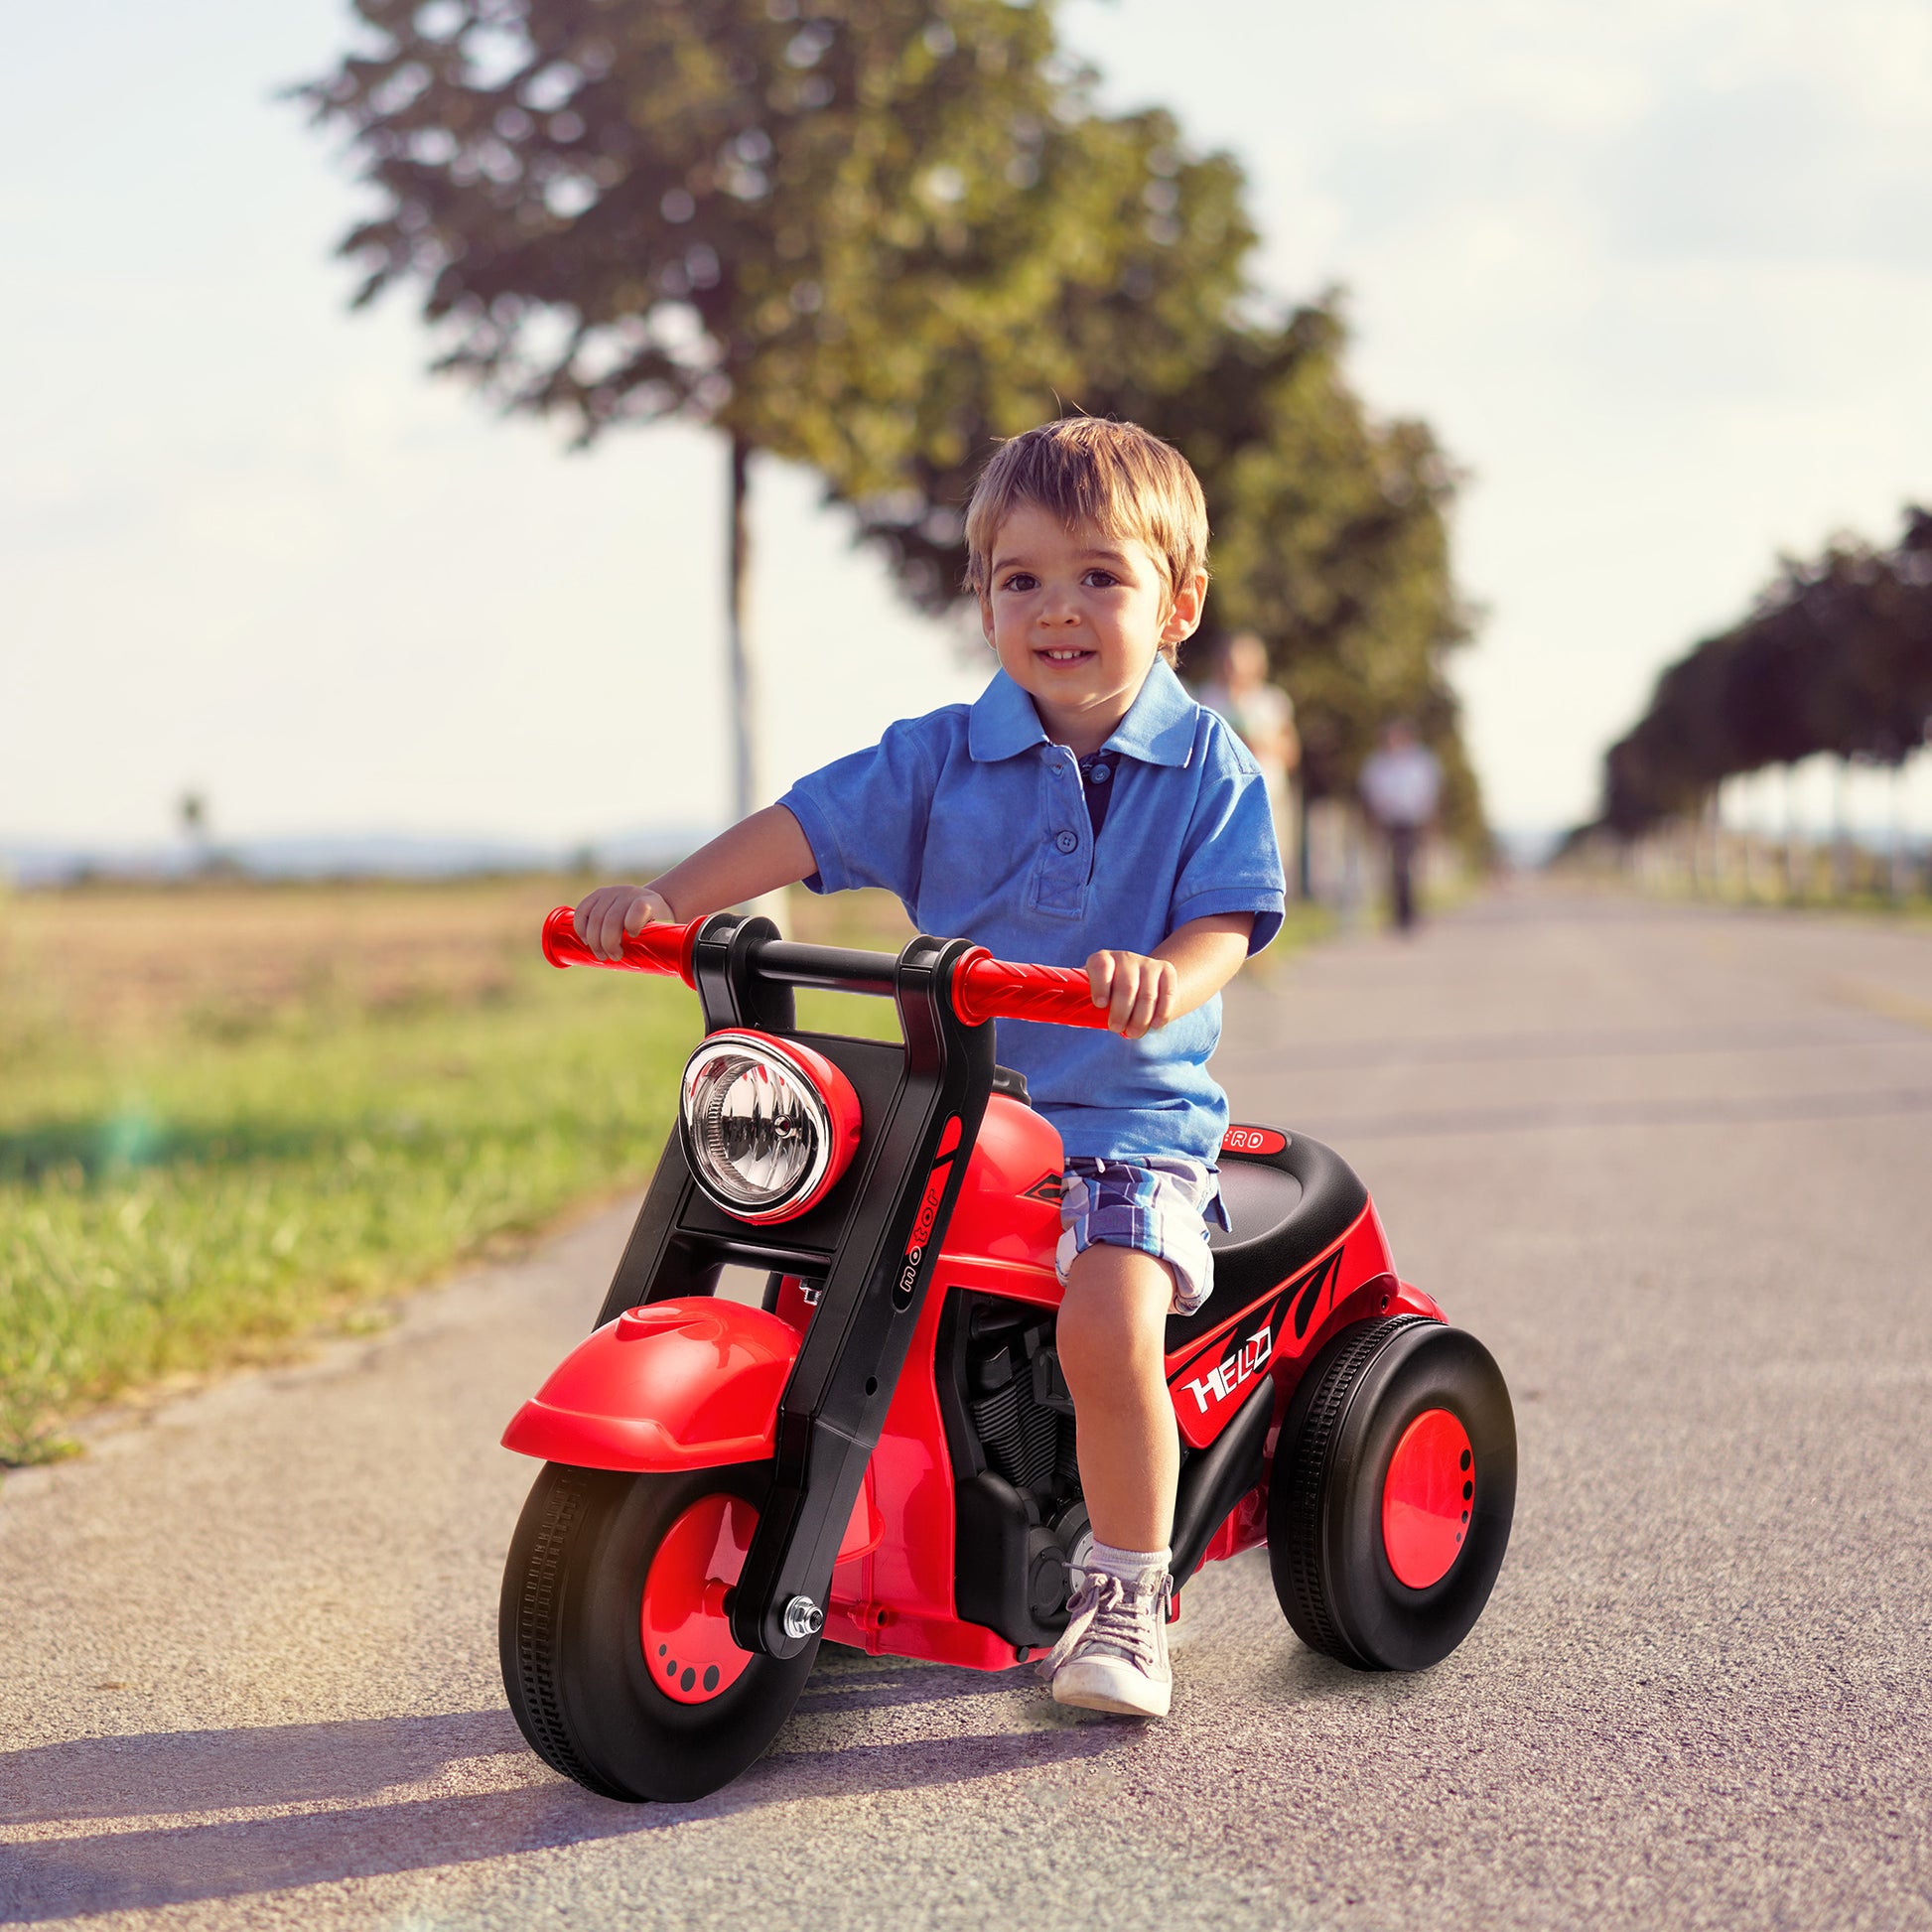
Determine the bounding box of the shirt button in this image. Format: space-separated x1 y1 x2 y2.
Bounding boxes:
1090 763 1110 782
1054 830 1079 854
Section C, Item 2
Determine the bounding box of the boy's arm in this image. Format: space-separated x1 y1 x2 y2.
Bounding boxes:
1086 913 1255 1039
573 805 816 960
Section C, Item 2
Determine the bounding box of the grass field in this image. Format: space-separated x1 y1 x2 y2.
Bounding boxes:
0 878 1321 1465
0 879 689 1462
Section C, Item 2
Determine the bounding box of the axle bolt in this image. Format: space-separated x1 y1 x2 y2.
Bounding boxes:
781 1594 824 1640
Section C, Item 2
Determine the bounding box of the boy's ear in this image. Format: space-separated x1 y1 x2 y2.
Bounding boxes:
977 592 996 648
1161 568 1210 646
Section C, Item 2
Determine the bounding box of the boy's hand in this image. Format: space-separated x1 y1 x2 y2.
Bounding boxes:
573 884 674 962
1085 949 1178 1038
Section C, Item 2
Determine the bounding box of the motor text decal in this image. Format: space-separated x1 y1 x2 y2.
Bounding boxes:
897 1122 962 1304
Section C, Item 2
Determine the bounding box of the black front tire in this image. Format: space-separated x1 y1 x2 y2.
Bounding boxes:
1269 1316 1515 1671
499 1460 819 1802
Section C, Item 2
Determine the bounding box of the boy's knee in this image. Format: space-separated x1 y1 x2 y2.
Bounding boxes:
1057 1245 1173 1375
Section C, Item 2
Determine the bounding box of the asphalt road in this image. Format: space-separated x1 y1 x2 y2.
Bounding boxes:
5 884 1932 1930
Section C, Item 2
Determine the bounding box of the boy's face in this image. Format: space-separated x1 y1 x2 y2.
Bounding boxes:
979 502 1206 753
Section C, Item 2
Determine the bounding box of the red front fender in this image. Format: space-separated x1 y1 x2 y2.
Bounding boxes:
501 1299 799 1472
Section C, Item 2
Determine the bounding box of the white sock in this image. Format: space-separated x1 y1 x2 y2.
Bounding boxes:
1088 1541 1171 1580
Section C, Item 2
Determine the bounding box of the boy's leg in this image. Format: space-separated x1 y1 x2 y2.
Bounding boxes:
1053 1241 1178 1552
1046 1240 1180 1718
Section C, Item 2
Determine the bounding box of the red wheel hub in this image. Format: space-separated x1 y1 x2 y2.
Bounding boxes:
1381 1407 1474 1589
640 1494 759 1705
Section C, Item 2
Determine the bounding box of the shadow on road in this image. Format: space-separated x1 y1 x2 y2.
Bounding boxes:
0 1688 1124 1921
0 1712 523 1826
1262 1646 1438 1708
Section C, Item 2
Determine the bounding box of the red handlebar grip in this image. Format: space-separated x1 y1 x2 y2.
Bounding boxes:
540 906 701 985
951 952 1113 1031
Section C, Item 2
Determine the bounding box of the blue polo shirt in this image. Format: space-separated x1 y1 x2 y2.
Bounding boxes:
777 659 1286 1164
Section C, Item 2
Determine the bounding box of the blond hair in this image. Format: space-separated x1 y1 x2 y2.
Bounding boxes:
964 418 1209 660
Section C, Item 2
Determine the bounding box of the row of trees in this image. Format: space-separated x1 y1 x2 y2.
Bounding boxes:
1600 509 1932 838
303 0 1478 836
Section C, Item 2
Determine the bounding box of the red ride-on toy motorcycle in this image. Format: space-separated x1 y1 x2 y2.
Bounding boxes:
499 910 1516 1802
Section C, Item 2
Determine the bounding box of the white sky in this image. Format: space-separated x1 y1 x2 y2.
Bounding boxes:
5 0 1930 853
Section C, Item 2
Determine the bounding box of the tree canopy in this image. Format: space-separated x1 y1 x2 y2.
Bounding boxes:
302 0 1073 457
1599 510 1932 837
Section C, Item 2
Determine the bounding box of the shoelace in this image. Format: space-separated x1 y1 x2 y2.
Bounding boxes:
1039 1569 1173 1680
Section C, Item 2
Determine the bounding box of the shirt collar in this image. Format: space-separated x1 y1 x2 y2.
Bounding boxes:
1102 657 1199 767
967 669 1049 761
967 657 1199 767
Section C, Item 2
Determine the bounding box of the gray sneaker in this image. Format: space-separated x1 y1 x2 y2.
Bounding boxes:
1041 1556 1173 1718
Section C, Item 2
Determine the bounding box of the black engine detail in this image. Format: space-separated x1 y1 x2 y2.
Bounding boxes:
940 1293 1089 1647
967 1331 1071 1497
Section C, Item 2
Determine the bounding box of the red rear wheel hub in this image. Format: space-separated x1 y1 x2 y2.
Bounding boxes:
1381 1407 1474 1589
640 1494 759 1705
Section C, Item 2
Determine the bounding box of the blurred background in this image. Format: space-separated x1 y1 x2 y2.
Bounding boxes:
3 0 1929 1461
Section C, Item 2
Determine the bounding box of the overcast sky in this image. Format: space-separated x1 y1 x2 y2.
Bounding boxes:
5 0 1929 854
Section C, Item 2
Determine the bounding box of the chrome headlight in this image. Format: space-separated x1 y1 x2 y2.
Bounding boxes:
678 1031 862 1224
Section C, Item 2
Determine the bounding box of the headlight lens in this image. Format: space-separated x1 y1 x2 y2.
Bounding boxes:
679 1033 858 1222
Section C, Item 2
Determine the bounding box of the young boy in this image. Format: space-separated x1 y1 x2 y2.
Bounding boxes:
574 418 1285 1717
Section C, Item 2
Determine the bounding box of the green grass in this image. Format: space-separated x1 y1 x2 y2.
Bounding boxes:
0 964 698 1464
1272 900 1339 951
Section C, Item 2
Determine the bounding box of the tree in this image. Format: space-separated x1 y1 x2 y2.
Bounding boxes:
177 791 210 872
830 264 1483 841
1173 316 1480 842
819 101 1258 597
1593 506 1932 843
301 0 1067 818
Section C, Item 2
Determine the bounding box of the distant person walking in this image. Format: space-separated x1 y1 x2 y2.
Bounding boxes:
1194 632 1301 888
1360 720 1442 931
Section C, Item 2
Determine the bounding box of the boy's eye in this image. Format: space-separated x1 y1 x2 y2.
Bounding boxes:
1082 569 1121 589
1000 572 1037 593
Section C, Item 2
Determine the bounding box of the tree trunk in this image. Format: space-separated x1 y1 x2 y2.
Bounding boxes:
1889 759 1907 901
1782 761 1800 900
723 436 791 928
1296 775 1312 901
726 434 758 825
1831 758 1852 899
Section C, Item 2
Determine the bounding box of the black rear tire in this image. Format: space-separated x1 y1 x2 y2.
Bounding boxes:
499 1460 819 1802
1269 1316 1515 1670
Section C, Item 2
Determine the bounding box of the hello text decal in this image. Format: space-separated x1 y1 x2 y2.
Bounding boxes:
1168 1249 1345 1419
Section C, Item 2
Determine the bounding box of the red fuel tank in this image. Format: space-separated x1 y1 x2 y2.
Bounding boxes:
938 1092 1064 1274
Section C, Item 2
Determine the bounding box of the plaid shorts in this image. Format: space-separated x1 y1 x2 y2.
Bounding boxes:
1054 1157 1230 1317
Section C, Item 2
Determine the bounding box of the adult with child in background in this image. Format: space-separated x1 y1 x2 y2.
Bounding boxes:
1193 631 1301 894
1359 718 1442 932
573 418 1285 1720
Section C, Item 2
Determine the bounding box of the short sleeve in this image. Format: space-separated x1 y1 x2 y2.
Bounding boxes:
777 717 939 902
1171 729 1288 953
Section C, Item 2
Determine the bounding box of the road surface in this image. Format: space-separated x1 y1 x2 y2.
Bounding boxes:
5 885 1931 1929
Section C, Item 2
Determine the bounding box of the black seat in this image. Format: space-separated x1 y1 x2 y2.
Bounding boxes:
1165 1133 1370 1352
